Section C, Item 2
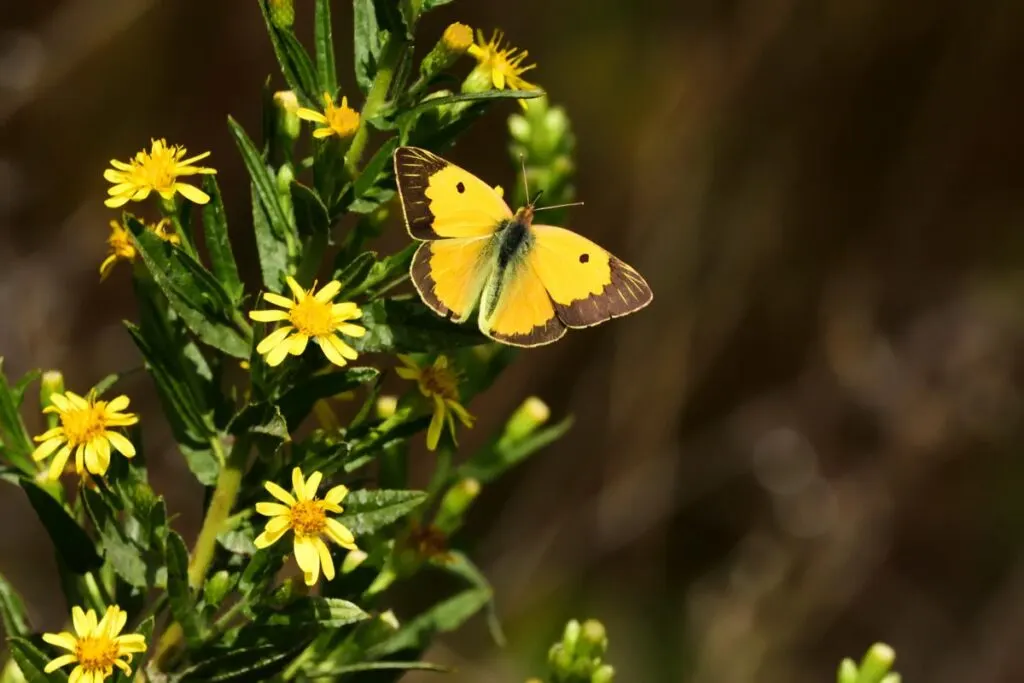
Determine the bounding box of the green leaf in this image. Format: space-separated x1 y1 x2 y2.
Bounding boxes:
0 572 29 638
291 181 330 239
127 217 251 359
258 0 318 106
337 489 426 536
239 549 284 602
353 0 382 93
314 0 337 95
251 184 290 293
409 89 544 113
459 416 574 484
266 597 368 628
9 636 64 683
278 367 380 427
201 176 244 304
367 588 491 658
309 662 450 677
353 137 398 201
332 251 376 293
166 530 204 645
0 359 35 474
421 0 456 9
81 487 149 588
352 298 488 353
179 641 310 683
438 551 505 646
228 117 294 278
21 480 102 574
348 243 415 298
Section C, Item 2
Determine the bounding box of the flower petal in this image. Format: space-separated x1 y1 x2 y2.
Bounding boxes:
262 292 295 309
325 334 359 360
48 445 72 480
43 654 78 673
336 323 366 338
254 516 290 548
265 481 296 505
174 182 211 204
315 537 335 581
293 537 320 585
323 484 349 506
105 395 130 413
106 431 136 457
256 326 292 354
317 336 348 367
32 437 65 462
42 632 77 651
304 471 323 499
265 336 293 367
249 309 290 322
313 281 341 303
324 518 357 549
292 467 307 500
288 334 309 356
426 398 446 451
285 277 306 301
255 502 290 517
116 633 148 652
296 109 328 124
72 607 91 637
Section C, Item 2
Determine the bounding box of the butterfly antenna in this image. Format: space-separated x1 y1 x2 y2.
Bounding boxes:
533 200 585 213
519 154 531 205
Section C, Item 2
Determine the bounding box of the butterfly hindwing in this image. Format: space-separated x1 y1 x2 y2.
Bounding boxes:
410 238 495 323
478 255 567 347
393 146 511 240
529 224 653 328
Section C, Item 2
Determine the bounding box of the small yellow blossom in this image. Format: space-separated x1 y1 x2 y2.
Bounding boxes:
42 605 147 682
99 218 179 280
443 23 473 53
32 391 138 480
396 355 474 450
296 93 361 139
254 467 358 586
467 29 538 93
249 277 366 368
104 138 216 208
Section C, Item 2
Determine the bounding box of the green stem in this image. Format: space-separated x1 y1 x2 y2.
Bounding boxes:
152 436 250 669
345 36 406 175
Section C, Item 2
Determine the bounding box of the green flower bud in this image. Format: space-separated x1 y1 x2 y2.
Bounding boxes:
341 549 369 574
268 0 294 29
376 395 398 420
578 619 609 660
561 619 581 656
273 90 301 142
203 570 234 606
592 665 615 683
40 370 63 429
419 23 473 84
500 396 550 446
837 658 858 683
858 643 896 683
434 478 481 534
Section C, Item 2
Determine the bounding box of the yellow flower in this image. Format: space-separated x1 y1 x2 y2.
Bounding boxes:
99 218 180 280
296 93 361 139
467 29 538 93
254 467 358 586
443 22 473 53
32 391 139 480
42 605 147 682
104 138 216 208
249 277 366 368
396 355 475 450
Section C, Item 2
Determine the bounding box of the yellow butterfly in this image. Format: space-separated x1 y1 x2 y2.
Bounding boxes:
393 146 653 347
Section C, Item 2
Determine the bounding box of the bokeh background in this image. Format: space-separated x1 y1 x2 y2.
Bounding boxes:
4 0 1024 681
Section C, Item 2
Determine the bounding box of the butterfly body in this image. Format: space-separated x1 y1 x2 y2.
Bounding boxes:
394 146 652 347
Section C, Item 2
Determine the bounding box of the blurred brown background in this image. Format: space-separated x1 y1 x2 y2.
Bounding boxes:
4 0 1024 681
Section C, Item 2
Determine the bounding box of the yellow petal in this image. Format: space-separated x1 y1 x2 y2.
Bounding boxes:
264 481 296 506
426 400 445 451
43 654 78 673
317 336 348 367
291 467 307 500
325 334 358 361
256 326 292 354
42 632 77 651
255 502 290 517
293 537 320 585
296 109 328 124
285 277 306 301
48 445 72 480
324 518 357 549
105 395 130 412
249 309 290 322
336 323 366 338
174 182 211 204
72 607 92 636
32 437 65 462
315 537 335 581
313 281 341 303
116 633 147 652
106 431 136 457
312 127 335 139
303 471 322 499
264 336 293 367
262 292 296 309
288 334 309 356
323 484 349 506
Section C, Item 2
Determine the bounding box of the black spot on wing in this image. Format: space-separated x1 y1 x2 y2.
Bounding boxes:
555 257 653 328
394 147 447 240
579 253 590 263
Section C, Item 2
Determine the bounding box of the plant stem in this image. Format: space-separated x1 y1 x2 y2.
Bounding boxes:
151 435 250 669
345 36 406 175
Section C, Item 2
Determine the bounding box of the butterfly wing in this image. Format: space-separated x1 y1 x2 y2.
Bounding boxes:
393 146 512 240
410 239 495 323
478 254 568 347
529 224 652 328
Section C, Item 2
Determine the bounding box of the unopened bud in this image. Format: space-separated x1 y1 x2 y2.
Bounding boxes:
274 90 301 141
40 371 64 429
434 478 481 533
858 643 896 683
502 396 550 444
341 549 368 574
376 395 398 420
268 0 294 29
592 664 615 683
203 570 234 606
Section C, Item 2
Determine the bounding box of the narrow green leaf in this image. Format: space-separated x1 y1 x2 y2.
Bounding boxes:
21 480 102 574
353 0 382 93
409 89 544 113
202 176 244 303
81 487 148 589
336 489 426 536
438 551 505 646
367 588 491 658
459 416 574 484
314 0 337 95
9 636 63 683
228 116 293 254
332 251 376 293
251 184 290 293
179 641 310 683
239 549 284 602
352 298 488 353
421 0 456 9
291 182 330 239
353 137 398 201
11 369 40 407
0 572 30 638
278 367 380 427
348 243 415 298
258 0 318 106
309 661 450 677
0 359 35 474
167 531 204 645
266 597 368 628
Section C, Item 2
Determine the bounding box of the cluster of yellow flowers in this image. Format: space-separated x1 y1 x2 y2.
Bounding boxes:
34 24 536 683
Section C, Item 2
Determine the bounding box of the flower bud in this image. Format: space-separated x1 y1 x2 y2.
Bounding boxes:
577 619 609 661
837 659 858 683
420 23 473 84
273 90 301 142
434 478 481 534
341 549 368 574
858 643 897 683
203 570 234 607
592 665 615 683
268 0 294 29
501 396 550 445
376 395 398 420
40 371 64 429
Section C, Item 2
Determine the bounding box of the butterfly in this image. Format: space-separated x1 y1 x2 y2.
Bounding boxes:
393 146 653 347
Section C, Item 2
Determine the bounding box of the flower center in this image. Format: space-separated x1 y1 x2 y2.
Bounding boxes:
289 296 336 337
289 500 327 537
108 230 135 259
137 147 180 192
75 635 119 673
420 367 459 401
60 404 107 447
327 106 359 137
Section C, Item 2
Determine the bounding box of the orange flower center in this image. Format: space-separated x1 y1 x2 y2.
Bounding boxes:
75 635 119 673
326 104 359 137
420 366 459 401
133 144 183 192
289 500 327 537
289 295 336 337
60 403 107 447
